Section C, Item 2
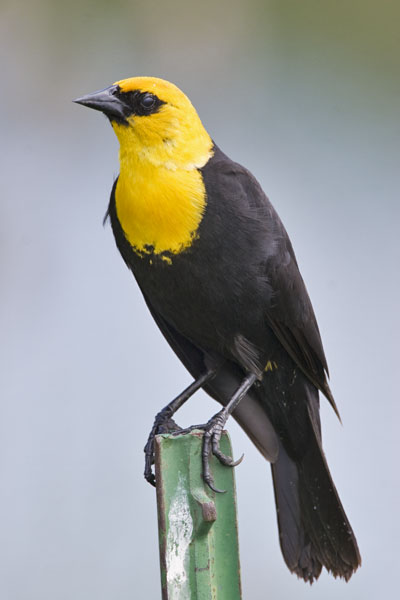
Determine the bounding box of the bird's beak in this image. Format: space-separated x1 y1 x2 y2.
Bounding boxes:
73 85 128 122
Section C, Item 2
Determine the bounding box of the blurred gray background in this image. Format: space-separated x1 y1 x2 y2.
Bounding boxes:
1 0 399 598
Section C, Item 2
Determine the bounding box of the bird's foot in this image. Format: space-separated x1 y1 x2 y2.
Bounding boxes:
144 409 182 486
175 408 244 493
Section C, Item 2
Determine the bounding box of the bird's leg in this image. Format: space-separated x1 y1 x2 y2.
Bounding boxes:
176 372 258 493
144 367 218 486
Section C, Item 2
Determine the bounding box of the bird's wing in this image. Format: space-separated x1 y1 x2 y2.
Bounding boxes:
264 229 340 418
206 150 339 417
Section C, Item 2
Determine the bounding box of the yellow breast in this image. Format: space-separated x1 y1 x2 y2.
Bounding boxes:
115 157 207 257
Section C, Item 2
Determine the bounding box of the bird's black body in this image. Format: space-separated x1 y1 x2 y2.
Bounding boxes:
107 145 360 581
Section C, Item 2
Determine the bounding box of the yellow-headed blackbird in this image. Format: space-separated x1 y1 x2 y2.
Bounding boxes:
75 77 361 582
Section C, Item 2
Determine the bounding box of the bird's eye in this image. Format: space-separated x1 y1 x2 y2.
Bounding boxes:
140 94 156 109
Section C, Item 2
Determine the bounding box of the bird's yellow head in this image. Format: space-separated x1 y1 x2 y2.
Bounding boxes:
75 77 214 257
75 76 213 170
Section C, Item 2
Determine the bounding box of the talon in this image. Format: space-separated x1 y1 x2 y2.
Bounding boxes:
231 452 245 467
213 448 244 467
145 472 156 487
143 414 184 487
144 459 156 486
144 436 156 485
203 475 226 494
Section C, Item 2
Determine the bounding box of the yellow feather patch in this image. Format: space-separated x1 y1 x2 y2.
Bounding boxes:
115 138 209 255
265 360 278 372
110 77 214 257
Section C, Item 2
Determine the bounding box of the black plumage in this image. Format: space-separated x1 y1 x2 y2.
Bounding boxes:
107 145 361 582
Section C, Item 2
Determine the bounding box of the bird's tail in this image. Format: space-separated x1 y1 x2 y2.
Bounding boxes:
270 397 361 582
189 354 361 582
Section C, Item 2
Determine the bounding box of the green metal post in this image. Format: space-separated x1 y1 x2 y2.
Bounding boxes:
154 431 242 600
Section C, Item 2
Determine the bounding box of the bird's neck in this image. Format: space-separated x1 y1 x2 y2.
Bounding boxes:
115 149 210 258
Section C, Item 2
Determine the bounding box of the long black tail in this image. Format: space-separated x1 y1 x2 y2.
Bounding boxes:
270 383 361 582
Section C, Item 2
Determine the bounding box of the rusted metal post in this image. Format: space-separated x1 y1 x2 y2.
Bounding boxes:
154 430 242 599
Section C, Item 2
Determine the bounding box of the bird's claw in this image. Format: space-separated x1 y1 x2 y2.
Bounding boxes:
144 438 157 487
213 448 245 467
177 409 244 493
203 473 226 494
144 410 182 486
145 408 243 492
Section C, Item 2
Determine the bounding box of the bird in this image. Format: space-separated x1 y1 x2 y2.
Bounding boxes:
74 76 361 582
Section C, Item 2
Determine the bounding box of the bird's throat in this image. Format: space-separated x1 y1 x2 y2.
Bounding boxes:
115 156 208 258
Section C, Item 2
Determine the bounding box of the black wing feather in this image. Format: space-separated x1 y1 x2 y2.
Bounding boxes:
203 151 339 417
